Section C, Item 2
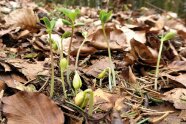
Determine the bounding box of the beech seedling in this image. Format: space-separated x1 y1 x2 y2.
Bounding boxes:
41 17 56 97
154 31 176 90
99 10 116 90
58 8 80 88
59 31 71 99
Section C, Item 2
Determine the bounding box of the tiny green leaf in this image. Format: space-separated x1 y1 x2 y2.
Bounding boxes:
74 22 84 27
41 17 51 30
59 8 80 22
161 32 176 42
73 71 82 90
62 31 71 38
99 10 112 24
52 42 58 51
50 19 56 30
62 19 72 26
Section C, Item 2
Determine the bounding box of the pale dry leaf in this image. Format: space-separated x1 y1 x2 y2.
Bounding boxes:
5 8 39 30
163 88 186 109
168 61 186 72
94 88 119 111
2 91 64 124
160 73 186 88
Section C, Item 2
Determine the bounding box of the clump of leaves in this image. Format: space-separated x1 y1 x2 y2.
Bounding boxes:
154 31 176 90
58 8 81 89
41 17 56 97
99 10 116 90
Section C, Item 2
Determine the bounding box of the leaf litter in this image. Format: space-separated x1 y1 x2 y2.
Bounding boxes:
0 0 185 123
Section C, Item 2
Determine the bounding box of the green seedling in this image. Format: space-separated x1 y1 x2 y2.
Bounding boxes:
97 67 110 87
75 31 88 70
99 10 116 90
74 89 94 116
59 31 71 99
41 17 56 97
58 8 80 88
154 32 176 90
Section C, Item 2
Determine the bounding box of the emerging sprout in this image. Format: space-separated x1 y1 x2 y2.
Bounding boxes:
41 17 56 97
154 31 176 90
99 10 116 90
58 8 80 90
73 71 82 93
74 91 86 106
74 89 94 116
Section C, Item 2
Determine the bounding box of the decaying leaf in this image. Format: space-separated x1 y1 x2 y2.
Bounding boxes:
87 24 129 50
94 88 119 111
168 61 186 72
130 38 158 65
83 57 110 77
161 73 186 88
163 88 186 109
2 91 64 124
5 8 39 30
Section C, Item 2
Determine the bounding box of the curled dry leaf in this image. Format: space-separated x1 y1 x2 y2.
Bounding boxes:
5 8 39 31
163 88 186 110
130 38 158 65
2 91 64 124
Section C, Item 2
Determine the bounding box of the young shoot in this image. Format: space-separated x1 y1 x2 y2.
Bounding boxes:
97 67 110 87
74 89 94 116
99 10 116 90
154 31 176 90
59 31 71 99
75 31 88 70
58 8 80 89
41 17 56 97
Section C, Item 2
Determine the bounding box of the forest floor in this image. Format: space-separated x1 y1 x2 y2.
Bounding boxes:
0 0 186 124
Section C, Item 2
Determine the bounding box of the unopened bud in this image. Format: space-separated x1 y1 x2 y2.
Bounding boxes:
73 71 82 90
60 58 68 71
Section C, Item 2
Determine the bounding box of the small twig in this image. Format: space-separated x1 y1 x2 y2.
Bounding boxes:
38 77 49 92
150 111 171 123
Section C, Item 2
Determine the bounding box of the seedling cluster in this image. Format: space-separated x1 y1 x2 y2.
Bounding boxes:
41 7 124 117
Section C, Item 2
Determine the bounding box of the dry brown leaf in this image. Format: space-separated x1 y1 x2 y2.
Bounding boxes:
2 91 64 124
87 25 129 50
168 61 186 72
5 8 39 31
161 73 186 87
83 57 110 77
130 38 158 65
94 88 119 111
6 58 49 80
163 88 186 109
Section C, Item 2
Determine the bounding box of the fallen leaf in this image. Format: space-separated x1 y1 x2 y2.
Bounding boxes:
83 57 110 77
163 88 186 109
168 61 186 72
161 73 186 88
5 8 39 31
2 91 64 124
94 88 119 111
